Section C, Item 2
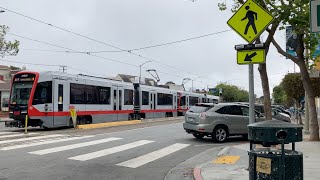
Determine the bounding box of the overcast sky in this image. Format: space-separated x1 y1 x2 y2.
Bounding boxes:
1 0 296 96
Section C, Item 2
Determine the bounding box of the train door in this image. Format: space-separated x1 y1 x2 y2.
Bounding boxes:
53 80 68 127
186 95 190 110
150 91 156 118
173 94 177 110
112 85 123 121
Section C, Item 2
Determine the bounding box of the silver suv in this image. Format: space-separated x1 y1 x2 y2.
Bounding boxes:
183 103 264 143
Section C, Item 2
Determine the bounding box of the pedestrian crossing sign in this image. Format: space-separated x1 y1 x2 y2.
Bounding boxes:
227 0 274 43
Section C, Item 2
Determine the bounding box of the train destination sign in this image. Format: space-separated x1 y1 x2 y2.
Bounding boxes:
237 49 265 65
227 0 274 43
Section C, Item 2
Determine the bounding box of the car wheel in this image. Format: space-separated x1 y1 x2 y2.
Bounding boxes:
193 134 205 139
212 126 228 143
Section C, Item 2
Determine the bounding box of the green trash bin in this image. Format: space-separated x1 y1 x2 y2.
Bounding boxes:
248 120 303 180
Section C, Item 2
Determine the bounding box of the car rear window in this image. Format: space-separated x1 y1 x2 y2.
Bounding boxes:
188 104 213 113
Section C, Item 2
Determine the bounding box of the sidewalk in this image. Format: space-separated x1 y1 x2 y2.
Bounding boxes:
194 134 320 180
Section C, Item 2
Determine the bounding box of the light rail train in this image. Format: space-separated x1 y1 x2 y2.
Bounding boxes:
7 71 219 128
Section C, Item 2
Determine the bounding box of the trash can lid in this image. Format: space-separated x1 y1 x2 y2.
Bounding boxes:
248 120 303 129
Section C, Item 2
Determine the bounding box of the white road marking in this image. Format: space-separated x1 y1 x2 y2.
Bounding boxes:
69 140 154 161
0 133 39 139
29 137 122 155
0 136 94 151
116 143 190 168
217 146 230 157
0 134 65 145
0 132 19 135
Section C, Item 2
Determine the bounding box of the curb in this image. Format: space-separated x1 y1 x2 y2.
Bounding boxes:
77 120 142 129
193 167 203 180
77 117 183 130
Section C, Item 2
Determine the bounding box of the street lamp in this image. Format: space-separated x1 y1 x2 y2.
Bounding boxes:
139 60 151 84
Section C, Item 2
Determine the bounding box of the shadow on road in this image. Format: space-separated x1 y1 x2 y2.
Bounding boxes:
185 135 248 145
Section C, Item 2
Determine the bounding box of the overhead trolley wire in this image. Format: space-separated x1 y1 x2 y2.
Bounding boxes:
8 33 188 80
89 30 232 53
1 6 228 80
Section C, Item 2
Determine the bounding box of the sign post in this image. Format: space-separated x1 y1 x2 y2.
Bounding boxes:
69 106 77 129
228 0 274 125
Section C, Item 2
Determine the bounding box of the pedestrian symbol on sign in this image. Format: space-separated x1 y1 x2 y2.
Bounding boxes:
241 6 257 35
227 0 274 43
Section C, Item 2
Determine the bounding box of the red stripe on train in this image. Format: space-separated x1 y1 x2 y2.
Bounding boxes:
29 106 178 117
29 106 134 117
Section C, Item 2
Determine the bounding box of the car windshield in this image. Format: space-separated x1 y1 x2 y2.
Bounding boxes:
10 82 33 105
188 104 213 113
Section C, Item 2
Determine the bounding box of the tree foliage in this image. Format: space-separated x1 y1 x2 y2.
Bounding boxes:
272 85 287 105
281 73 320 101
281 73 304 102
0 25 19 57
213 83 249 102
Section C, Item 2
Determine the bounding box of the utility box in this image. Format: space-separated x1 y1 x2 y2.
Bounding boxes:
248 120 303 180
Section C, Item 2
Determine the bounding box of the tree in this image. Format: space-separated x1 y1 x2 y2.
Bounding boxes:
281 73 304 104
0 25 19 57
272 85 287 105
213 83 249 102
219 0 320 141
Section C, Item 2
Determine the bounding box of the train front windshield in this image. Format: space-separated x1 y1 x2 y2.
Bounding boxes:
10 82 33 105
10 73 36 106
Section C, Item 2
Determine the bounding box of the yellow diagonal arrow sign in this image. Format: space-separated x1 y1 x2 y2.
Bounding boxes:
237 49 265 65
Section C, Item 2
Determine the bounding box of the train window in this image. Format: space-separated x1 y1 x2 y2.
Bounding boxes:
86 85 98 104
124 89 133 105
202 98 206 103
32 81 52 105
180 96 186 106
189 96 199 106
157 93 173 105
98 87 110 104
70 83 85 104
142 91 149 105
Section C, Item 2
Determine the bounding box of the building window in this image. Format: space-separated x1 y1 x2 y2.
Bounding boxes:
157 93 173 105
124 89 133 105
142 91 149 105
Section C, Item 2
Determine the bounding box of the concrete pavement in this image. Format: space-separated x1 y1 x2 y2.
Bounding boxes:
193 134 320 180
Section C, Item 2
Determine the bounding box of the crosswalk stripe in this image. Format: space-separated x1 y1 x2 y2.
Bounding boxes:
0 135 95 151
68 140 154 161
0 133 39 139
116 143 190 168
0 132 19 135
0 134 65 145
29 137 122 155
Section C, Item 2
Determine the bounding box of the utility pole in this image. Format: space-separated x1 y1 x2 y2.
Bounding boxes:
59 65 67 73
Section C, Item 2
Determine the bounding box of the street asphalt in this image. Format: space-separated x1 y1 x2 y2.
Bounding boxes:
0 118 247 180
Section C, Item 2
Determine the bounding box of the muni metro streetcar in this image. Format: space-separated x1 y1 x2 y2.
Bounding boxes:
7 71 219 128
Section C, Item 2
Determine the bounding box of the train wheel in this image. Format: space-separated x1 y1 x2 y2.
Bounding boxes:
128 114 133 120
